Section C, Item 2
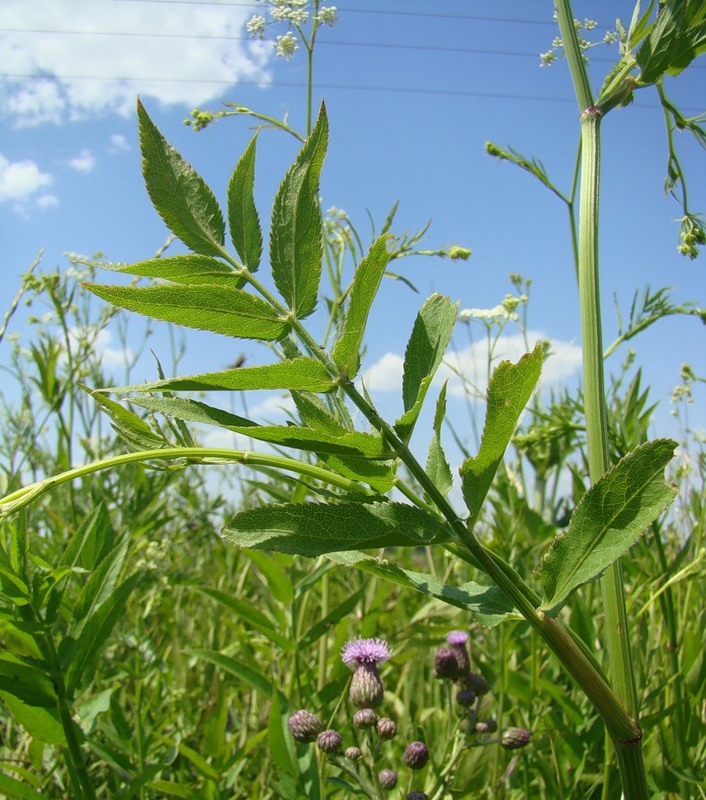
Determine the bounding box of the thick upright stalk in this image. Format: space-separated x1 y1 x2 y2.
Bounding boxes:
555 1 647 796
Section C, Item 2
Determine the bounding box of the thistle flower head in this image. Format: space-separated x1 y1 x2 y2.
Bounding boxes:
317 728 342 753
345 746 362 761
378 769 398 789
446 630 468 646
376 717 397 740
341 638 391 669
407 793 429 800
353 708 378 728
403 741 429 769
433 646 464 680
349 663 385 708
501 726 531 750
287 709 322 743
464 671 489 695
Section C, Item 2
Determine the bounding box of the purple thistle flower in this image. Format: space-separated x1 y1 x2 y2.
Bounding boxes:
433 646 463 680
341 637 391 669
446 630 468 646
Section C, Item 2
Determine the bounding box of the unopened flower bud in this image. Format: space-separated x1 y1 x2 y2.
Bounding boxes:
350 664 384 708
403 741 429 769
378 769 398 789
288 710 322 743
464 671 489 695
433 647 463 680
317 729 342 753
353 708 378 728
456 689 476 707
376 717 397 740
406 793 429 800
345 746 362 761
501 726 531 750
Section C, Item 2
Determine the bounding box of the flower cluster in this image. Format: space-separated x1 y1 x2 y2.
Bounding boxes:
433 630 531 753
288 637 431 798
677 214 706 260
247 1 338 61
539 15 617 67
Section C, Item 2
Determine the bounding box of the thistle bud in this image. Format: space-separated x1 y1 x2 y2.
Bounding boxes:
376 717 397 740
464 671 489 696
345 746 362 761
378 769 398 789
403 741 429 770
501 726 531 750
350 664 384 708
353 708 378 728
456 689 476 707
446 630 470 676
407 794 429 800
433 647 463 680
287 710 323 743
316 729 342 754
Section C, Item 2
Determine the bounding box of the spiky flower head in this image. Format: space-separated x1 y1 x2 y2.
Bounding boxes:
378 769 398 790
446 630 470 675
317 729 342 753
345 746 362 761
353 708 378 728
433 646 464 680
407 794 429 800
376 717 397 740
403 741 429 770
341 638 391 669
501 726 531 750
287 710 322 743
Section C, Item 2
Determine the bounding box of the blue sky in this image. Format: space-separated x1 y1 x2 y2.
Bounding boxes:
1 0 704 461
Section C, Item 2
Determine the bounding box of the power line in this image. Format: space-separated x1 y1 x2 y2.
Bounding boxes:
108 0 560 26
0 72 698 113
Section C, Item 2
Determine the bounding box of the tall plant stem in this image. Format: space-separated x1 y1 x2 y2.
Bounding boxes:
555 2 647 797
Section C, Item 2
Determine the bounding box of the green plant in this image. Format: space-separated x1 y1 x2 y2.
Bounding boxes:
1 2 704 798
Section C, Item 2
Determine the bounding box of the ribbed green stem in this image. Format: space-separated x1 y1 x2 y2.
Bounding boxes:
555 1 648 795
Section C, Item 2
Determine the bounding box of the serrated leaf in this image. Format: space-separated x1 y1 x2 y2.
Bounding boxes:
226 425 392 458
138 99 224 255
395 294 458 441
270 101 328 319
84 283 289 341
79 383 166 450
327 551 517 628
332 234 393 377
222 500 450 557
426 383 453 497
128 396 256 430
102 357 335 394
538 439 678 616
460 343 543 527
97 255 244 288
229 134 263 270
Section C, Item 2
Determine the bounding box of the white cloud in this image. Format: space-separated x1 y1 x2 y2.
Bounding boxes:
66 326 134 367
68 148 96 173
362 352 404 393
0 153 53 212
0 0 273 126
249 393 296 419
363 331 582 399
108 133 130 153
36 194 59 209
